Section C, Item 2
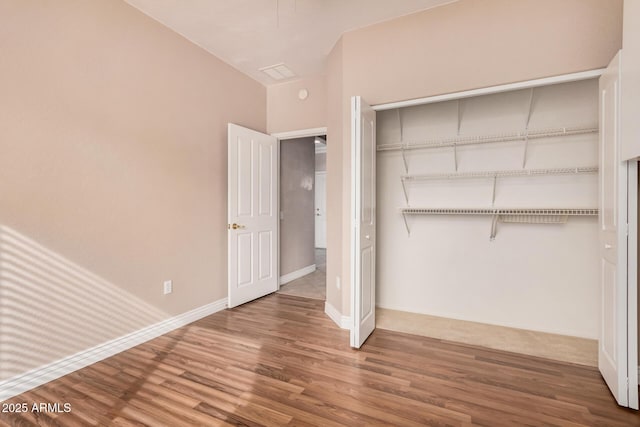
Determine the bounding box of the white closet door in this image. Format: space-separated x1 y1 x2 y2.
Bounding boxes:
350 96 376 348
227 123 278 308
598 51 638 409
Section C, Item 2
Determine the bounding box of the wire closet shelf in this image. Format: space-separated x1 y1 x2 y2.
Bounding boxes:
401 166 598 181
376 125 598 152
399 207 599 240
399 166 599 206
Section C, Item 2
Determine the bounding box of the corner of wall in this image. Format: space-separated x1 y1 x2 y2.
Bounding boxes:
266 75 327 134
325 36 345 317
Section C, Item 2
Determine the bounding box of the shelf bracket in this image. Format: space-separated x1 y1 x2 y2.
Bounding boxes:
453 100 462 171
491 175 497 206
522 88 535 169
401 178 409 205
401 146 408 173
402 212 411 236
525 88 535 129
453 143 458 171
490 214 500 241
457 99 462 136
397 109 403 142
398 109 408 173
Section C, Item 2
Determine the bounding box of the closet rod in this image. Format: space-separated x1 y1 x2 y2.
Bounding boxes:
401 166 598 181
400 207 598 216
377 126 597 152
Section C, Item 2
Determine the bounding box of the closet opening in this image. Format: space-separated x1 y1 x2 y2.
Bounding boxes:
373 77 601 366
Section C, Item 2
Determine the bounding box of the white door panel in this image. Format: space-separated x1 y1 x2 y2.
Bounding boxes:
258 231 273 280
236 232 253 287
601 259 617 365
598 51 638 409
315 172 327 248
351 96 376 348
228 123 278 308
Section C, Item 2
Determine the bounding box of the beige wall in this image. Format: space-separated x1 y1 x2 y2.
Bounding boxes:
0 0 265 380
280 138 316 276
325 39 345 314
342 0 623 106
326 0 623 318
267 75 327 134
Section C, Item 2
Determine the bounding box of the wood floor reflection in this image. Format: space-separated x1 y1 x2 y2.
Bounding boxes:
1 294 638 426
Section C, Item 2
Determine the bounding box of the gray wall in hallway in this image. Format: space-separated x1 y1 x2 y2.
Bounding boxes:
280 137 316 276
315 152 326 172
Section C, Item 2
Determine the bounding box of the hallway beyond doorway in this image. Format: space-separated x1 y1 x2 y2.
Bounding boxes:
278 249 326 300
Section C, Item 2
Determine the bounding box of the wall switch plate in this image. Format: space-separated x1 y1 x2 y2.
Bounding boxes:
163 280 173 295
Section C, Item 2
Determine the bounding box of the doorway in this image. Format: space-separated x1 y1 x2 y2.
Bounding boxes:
277 133 327 300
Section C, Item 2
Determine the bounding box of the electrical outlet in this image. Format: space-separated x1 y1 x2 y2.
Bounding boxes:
336 276 341 290
163 280 173 295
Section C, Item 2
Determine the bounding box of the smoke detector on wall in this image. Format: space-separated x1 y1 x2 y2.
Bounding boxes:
259 63 296 81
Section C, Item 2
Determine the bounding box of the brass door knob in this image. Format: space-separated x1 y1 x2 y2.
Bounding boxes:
228 223 245 230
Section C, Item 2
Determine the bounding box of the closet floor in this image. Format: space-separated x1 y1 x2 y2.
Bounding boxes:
376 308 597 367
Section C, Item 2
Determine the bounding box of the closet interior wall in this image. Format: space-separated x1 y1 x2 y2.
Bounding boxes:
376 79 599 339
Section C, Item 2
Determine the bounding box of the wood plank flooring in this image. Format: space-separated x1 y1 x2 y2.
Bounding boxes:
1 294 638 426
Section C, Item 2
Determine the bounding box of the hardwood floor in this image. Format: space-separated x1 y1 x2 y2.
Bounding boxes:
1 294 638 426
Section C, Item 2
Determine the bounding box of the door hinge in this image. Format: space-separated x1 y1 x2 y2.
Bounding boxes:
626 223 629 236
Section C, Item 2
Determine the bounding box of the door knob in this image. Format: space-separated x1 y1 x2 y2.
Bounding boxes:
228 223 245 230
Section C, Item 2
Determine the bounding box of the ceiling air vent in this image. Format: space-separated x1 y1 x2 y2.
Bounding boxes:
259 63 296 81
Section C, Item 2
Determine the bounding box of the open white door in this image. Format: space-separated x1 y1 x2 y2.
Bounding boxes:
599 51 639 409
350 96 376 348
227 123 278 308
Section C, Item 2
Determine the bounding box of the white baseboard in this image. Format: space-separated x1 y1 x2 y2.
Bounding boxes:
280 264 316 285
324 301 351 330
0 298 227 402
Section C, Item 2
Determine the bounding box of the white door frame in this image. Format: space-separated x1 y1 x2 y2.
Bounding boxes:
272 127 328 140
315 171 328 249
627 161 638 408
272 127 328 289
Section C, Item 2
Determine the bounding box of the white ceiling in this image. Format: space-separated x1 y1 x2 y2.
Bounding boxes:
124 0 456 86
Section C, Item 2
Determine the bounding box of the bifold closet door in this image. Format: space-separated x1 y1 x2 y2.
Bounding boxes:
598 50 639 409
350 96 376 348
